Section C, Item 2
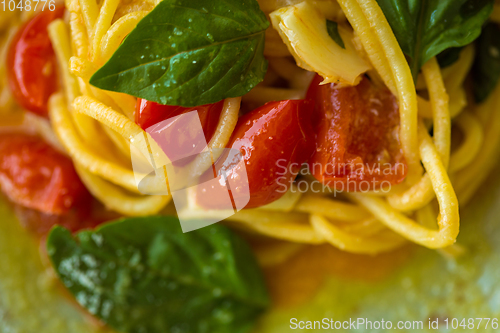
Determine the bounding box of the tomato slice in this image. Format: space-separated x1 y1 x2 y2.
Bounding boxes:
197 100 315 209
15 205 88 235
14 201 120 235
306 75 406 191
136 98 224 164
136 98 223 138
0 133 90 215
6 6 65 117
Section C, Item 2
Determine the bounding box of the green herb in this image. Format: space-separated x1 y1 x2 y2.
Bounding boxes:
473 22 500 103
47 217 269 333
90 0 269 107
436 47 463 68
376 0 494 79
326 20 345 49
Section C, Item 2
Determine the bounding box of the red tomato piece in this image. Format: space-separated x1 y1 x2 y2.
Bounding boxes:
0 133 90 215
6 6 65 117
306 75 407 191
14 205 88 235
14 201 119 235
136 98 223 139
136 99 224 165
198 100 315 209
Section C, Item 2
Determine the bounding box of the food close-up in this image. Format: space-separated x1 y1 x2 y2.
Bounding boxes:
1 0 500 332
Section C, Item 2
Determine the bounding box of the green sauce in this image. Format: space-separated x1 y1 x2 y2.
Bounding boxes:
0 199 105 333
2 169 500 333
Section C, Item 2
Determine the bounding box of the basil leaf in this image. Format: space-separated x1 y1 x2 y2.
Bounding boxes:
90 0 269 107
47 217 269 333
326 20 345 49
376 0 494 79
473 22 500 103
436 47 463 68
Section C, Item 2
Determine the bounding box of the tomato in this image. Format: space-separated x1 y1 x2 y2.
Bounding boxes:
15 205 88 235
136 98 224 164
306 75 406 191
0 134 90 215
197 100 315 209
6 6 65 117
136 98 223 137
14 201 120 235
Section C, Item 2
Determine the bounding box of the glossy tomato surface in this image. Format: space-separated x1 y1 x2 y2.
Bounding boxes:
307 75 406 191
136 99 224 164
6 6 64 116
198 99 315 209
136 98 223 138
14 201 119 235
0 133 90 215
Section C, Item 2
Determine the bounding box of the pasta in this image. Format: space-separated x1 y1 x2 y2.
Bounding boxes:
1 0 499 261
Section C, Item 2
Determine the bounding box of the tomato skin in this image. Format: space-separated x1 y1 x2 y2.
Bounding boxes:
6 6 65 117
306 75 406 191
14 205 88 235
0 134 90 215
198 100 315 209
136 99 224 164
136 98 223 139
14 201 120 235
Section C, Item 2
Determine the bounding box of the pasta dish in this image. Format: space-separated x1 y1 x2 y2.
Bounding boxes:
0 0 500 331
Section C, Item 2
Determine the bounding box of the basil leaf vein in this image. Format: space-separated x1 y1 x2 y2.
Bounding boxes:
376 0 494 79
47 216 269 333
90 0 269 107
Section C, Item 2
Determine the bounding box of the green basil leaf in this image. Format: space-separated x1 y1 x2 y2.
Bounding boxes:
473 22 500 103
326 20 345 49
436 47 463 68
46 217 269 333
376 0 494 79
89 0 269 107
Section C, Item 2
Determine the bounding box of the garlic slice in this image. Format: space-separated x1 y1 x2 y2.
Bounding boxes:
270 1 370 86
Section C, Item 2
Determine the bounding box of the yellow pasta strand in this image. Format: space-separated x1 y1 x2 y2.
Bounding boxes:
91 0 120 63
100 11 149 63
76 164 170 216
253 241 306 267
228 210 325 244
294 194 370 222
48 20 81 107
442 45 475 93
454 83 500 204
415 203 466 259
338 217 386 236
423 58 451 167
49 93 141 193
350 125 459 249
388 57 450 212
79 0 99 39
417 46 473 120
69 12 89 58
449 112 484 173
48 19 102 146
71 95 172 192
310 215 406 254
337 0 421 183
188 97 241 177
73 95 143 140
